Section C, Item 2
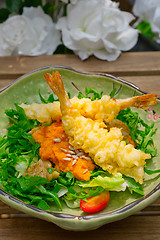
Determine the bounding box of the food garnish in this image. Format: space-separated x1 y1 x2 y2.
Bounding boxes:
80 190 110 213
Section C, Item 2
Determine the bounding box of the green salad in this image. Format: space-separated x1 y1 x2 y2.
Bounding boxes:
0 88 159 212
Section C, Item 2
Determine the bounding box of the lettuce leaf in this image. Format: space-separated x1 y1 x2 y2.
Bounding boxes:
78 173 127 192
123 176 144 195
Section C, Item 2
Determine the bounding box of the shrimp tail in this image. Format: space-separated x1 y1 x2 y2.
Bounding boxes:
118 94 158 110
44 72 72 114
44 72 65 98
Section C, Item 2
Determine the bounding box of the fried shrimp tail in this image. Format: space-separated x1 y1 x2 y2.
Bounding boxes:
117 94 157 111
45 71 151 184
44 72 72 115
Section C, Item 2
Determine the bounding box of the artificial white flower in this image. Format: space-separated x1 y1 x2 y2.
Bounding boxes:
0 6 61 56
0 16 26 56
57 0 138 61
133 0 160 43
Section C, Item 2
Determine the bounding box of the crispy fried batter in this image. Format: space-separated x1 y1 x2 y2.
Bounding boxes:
20 93 157 124
45 71 152 184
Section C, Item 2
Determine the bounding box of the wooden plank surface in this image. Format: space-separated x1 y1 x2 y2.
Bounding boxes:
0 52 160 78
0 53 160 239
120 76 160 97
0 216 160 240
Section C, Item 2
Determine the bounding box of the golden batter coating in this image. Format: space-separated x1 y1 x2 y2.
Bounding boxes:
20 91 157 124
44 71 152 184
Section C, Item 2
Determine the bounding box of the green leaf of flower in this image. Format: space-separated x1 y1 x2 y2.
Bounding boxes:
5 0 22 12
137 21 155 42
0 8 10 23
22 0 42 8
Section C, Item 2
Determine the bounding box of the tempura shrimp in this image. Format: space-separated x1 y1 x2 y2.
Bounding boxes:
20 76 157 124
45 71 151 184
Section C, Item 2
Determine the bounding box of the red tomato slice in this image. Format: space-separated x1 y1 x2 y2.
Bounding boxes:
80 190 110 213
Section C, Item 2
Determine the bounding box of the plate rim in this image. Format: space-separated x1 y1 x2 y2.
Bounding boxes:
1 65 159 99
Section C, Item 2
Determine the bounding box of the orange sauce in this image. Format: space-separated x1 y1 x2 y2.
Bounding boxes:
32 121 95 181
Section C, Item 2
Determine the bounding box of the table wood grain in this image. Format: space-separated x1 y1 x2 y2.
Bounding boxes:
0 53 160 240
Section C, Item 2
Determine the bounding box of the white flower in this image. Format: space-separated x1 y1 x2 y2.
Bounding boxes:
133 0 160 43
0 6 61 56
57 0 138 61
0 16 27 56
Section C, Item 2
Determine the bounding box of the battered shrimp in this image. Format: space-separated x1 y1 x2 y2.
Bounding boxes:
20 82 157 124
45 71 151 184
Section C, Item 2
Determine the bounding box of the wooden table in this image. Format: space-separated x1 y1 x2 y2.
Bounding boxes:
0 52 160 240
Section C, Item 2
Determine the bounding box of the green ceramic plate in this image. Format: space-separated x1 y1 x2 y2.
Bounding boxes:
0 66 159 231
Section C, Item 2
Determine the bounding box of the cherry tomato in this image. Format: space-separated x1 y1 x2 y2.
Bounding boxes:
80 191 110 213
